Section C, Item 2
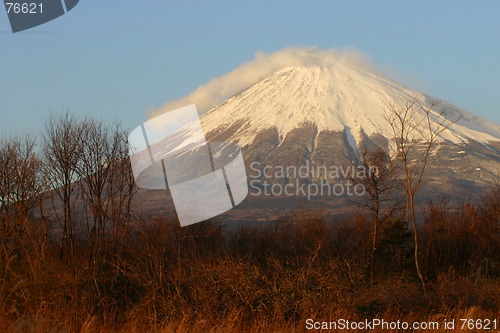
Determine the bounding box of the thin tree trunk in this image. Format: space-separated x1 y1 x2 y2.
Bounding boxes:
408 189 426 293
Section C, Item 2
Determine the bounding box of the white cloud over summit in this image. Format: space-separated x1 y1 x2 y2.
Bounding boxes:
149 47 375 118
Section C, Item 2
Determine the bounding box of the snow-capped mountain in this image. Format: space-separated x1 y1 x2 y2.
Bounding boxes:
196 60 499 197
202 64 499 149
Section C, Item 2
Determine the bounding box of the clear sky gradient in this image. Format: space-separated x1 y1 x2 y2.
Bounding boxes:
1 0 499 135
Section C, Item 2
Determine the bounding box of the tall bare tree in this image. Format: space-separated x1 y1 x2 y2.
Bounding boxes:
385 95 460 292
76 119 134 270
42 113 84 263
0 134 45 281
0 135 42 223
106 131 136 249
350 147 401 285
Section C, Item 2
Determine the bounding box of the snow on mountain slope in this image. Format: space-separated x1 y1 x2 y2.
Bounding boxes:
199 63 500 150
142 51 499 198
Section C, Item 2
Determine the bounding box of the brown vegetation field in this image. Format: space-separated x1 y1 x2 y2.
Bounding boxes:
1 115 499 332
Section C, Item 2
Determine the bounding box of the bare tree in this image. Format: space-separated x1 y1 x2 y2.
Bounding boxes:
106 131 137 249
76 119 111 269
349 147 402 285
0 135 42 222
0 134 45 281
76 119 135 271
385 95 460 292
42 113 84 263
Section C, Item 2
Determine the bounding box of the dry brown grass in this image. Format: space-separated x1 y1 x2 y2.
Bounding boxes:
0 187 499 332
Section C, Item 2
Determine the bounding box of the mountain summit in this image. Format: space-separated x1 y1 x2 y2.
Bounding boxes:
196 60 499 198
202 63 499 148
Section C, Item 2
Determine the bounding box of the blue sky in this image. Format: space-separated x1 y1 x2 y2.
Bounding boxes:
1 0 499 136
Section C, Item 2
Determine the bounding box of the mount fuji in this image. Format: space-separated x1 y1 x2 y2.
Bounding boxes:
149 50 500 212
202 65 499 149
201 60 499 198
